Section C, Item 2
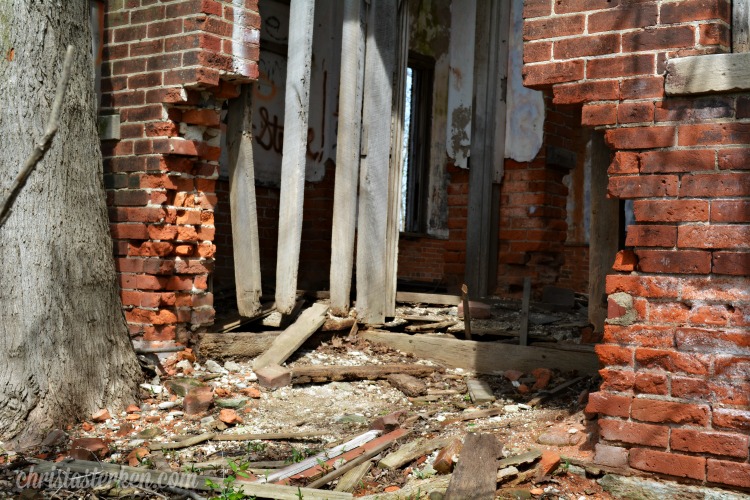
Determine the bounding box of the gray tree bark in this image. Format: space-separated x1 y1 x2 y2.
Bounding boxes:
0 0 141 448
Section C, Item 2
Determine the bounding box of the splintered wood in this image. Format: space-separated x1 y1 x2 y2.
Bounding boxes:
253 303 329 370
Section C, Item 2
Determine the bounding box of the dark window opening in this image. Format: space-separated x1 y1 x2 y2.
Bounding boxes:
400 53 433 234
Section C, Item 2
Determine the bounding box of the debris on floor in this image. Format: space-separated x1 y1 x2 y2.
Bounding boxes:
0 295 619 499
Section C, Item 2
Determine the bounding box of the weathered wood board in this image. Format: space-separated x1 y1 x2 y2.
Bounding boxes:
444 433 502 500
253 303 329 370
362 330 600 374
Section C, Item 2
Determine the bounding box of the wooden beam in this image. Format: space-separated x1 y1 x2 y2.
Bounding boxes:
666 52 750 95
362 330 600 374
333 460 372 492
465 1 511 297
275 0 315 314
253 302 329 370
378 436 451 470
588 131 619 334
226 85 262 317
445 433 502 500
291 363 440 384
395 291 461 305
735 0 750 53
384 4 410 317
195 331 279 359
330 0 366 315
356 0 398 324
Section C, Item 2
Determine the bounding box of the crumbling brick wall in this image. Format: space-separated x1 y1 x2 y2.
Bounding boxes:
102 0 259 341
523 0 749 489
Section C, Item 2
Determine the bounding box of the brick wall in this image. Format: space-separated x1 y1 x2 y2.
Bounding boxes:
524 0 750 489
102 0 259 340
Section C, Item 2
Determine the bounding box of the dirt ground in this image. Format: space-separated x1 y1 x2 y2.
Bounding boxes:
0 299 619 499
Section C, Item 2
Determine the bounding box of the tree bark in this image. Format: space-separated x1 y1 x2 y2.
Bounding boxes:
0 0 141 448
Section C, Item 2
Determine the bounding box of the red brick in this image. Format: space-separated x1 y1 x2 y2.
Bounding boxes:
639 149 715 173
524 15 585 41
625 225 677 247
629 448 706 480
612 249 637 271
707 459 750 488
524 0 552 17
636 249 711 274
678 225 750 249
523 60 585 87
713 408 750 431
600 419 668 447
609 152 640 175
620 76 665 99
632 398 709 425
711 200 750 223
554 0 616 13
634 372 668 394
622 26 696 51
661 0 730 24
636 348 710 375
603 324 675 347
608 175 679 198
596 345 634 367
582 103 617 126
524 41 552 63
718 148 750 170
699 22 730 46
585 392 632 418
647 301 691 323
617 102 653 124
681 173 750 196
588 4 659 32
599 369 635 392
679 122 750 146
182 108 220 127
634 200 708 223
715 355 750 378
594 444 629 468
605 126 674 150
713 251 750 275
654 96 733 123
553 80 619 104
587 54 655 79
672 428 748 458
554 34 619 59
676 327 750 355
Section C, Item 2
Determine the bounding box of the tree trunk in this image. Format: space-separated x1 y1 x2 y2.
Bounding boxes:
0 0 141 449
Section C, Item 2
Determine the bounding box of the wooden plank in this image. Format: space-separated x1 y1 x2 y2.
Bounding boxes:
195 331 279 359
253 302 329 370
461 284 473 340
395 291 461 305
445 433 502 500
31 459 353 499
226 85 262 317
446 0 476 168
330 0 366 315
404 320 457 332
735 0 750 53
519 276 531 346
362 330 600 375
378 436 451 470
307 428 409 488
384 3 410 317
465 0 511 297
387 373 427 397
666 52 750 95
334 460 372 492
467 378 495 403
356 0 397 324
588 131 619 334
291 363 439 384
275 0 315 314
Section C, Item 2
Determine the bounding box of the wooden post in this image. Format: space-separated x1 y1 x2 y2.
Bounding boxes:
226 85 262 317
464 1 511 298
519 276 531 346
446 0 476 169
330 0 366 316
461 284 473 340
588 131 620 333
275 0 315 314
384 3 410 317
356 0 397 324
735 0 750 52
